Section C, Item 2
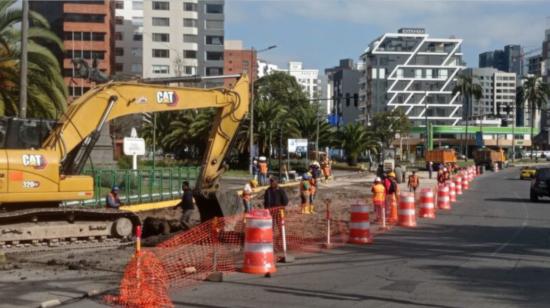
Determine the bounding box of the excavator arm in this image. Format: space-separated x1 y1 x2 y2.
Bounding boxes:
42 75 249 218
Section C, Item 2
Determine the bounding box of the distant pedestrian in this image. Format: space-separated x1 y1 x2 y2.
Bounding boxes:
258 156 268 186
300 173 311 214
106 186 122 209
242 182 253 213
395 165 403 184
428 161 434 179
180 181 197 230
252 159 259 181
264 179 289 209
408 171 420 195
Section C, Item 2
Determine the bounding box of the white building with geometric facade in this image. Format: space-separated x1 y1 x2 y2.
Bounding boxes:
359 28 465 126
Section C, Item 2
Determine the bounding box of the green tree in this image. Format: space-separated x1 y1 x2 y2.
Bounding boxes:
0 0 67 118
371 109 411 149
292 104 335 148
337 123 379 166
254 71 309 110
521 76 550 158
452 74 482 157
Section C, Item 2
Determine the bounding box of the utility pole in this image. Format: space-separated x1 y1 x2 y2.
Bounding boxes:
424 91 429 152
315 100 320 162
512 103 516 162
19 0 29 118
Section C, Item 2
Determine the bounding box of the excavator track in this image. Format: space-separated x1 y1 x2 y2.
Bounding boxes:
0 207 141 253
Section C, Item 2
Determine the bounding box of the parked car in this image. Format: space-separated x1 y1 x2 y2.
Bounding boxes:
530 167 550 201
520 166 537 180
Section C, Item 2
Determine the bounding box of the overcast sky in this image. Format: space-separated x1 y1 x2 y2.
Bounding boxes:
226 0 550 71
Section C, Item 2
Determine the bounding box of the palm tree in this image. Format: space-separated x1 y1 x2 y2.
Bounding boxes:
0 0 66 118
522 76 550 158
452 73 482 158
337 123 379 166
292 105 335 149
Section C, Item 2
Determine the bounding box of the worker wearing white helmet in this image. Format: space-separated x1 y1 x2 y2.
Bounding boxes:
371 177 386 223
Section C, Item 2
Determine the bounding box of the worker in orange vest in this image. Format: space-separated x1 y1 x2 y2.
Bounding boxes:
371 177 386 223
386 172 399 223
408 171 420 196
258 156 268 186
308 172 317 214
300 173 311 214
242 181 253 213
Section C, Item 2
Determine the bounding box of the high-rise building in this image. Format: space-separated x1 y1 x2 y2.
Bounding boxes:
479 44 523 76
30 0 116 100
276 62 320 100
223 40 256 88
114 0 143 77
257 60 278 78
358 28 465 126
527 55 544 76
463 68 516 125
542 29 550 83
325 59 361 126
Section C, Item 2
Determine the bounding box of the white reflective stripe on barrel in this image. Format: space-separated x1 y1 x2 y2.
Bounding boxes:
423 192 434 197
350 222 370 229
351 205 370 213
401 196 415 203
398 209 415 215
420 203 434 208
244 243 273 253
439 196 450 202
246 219 273 229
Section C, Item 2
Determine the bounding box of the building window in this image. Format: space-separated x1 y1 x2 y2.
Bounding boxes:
65 14 105 23
115 48 124 57
184 50 197 59
206 51 223 61
115 16 124 25
184 2 197 11
439 69 448 80
183 18 197 27
115 63 123 72
206 35 223 45
371 67 377 79
132 17 143 27
152 65 169 74
133 33 143 41
205 20 223 30
152 17 170 26
183 34 197 43
206 4 223 14
426 69 432 79
206 67 223 76
66 50 106 60
132 0 143 10
185 66 196 75
131 63 142 73
152 33 170 42
131 48 142 57
115 1 124 9
397 68 404 78
379 68 385 79
64 32 105 41
415 69 422 79
152 1 169 10
115 32 123 41
152 49 169 58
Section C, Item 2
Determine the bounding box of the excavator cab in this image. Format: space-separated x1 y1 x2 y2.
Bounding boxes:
0 117 57 149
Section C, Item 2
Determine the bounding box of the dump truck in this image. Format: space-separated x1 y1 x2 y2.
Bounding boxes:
425 149 457 164
473 148 506 170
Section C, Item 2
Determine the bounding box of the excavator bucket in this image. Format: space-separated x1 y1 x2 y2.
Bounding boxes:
194 188 241 222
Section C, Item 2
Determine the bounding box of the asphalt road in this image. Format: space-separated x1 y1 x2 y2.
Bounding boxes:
69 166 550 308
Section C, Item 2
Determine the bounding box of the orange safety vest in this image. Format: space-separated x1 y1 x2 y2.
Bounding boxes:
258 162 268 174
408 175 419 188
371 184 386 202
309 178 317 194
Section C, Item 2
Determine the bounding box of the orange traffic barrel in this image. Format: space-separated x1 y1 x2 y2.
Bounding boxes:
437 185 451 210
348 204 372 244
398 192 417 227
462 175 469 190
448 181 457 202
454 176 463 195
242 209 276 275
419 188 435 219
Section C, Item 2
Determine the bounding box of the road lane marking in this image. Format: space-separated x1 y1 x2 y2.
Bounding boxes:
489 192 529 257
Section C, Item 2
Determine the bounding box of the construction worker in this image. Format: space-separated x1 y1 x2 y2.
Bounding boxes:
242 181 253 213
371 177 386 223
437 169 446 186
252 159 259 181
443 167 451 182
180 181 196 230
300 173 311 214
106 186 122 209
308 172 317 213
385 172 399 223
258 156 268 186
408 171 420 195
264 178 289 209
321 158 331 182
428 161 434 179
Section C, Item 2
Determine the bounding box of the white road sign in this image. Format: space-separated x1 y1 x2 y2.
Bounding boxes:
288 138 308 153
123 137 146 156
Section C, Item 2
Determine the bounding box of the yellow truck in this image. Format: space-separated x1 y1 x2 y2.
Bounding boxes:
425 149 457 164
473 148 506 170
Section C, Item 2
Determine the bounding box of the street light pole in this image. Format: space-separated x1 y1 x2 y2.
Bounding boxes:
19 0 29 118
424 91 429 151
249 45 277 175
512 103 516 162
315 100 320 162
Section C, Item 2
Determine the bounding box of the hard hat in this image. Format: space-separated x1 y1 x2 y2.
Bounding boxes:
307 172 312 177
375 177 382 182
444 168 448 172
112 185 120 192
259 156 267 161
388 172 396 178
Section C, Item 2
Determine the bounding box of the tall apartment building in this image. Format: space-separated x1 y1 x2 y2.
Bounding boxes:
276 62 320 99
223 40 256 88
463 68 517 125
257 59 278 78
543 29 550 83
527 54 544 76
358 28 465 126
140 0 224 86
325 59 361 126
114 0 144 77
30 0 115 100
479 44 523 76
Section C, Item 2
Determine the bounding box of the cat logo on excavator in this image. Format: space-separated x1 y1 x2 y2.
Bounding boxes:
156 91 178 106
22 154 47 169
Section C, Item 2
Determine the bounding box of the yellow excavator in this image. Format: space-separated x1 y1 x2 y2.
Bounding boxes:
0 73 249 248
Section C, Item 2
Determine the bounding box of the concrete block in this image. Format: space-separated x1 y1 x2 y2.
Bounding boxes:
205 272 223 282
